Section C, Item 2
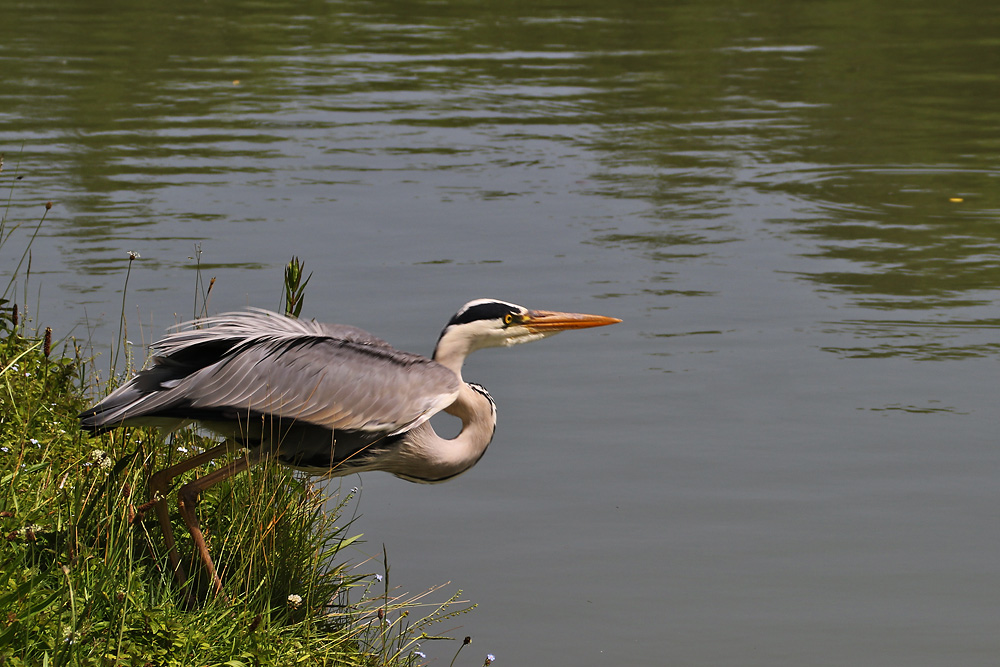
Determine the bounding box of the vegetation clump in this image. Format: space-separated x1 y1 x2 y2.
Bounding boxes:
0 236 474 666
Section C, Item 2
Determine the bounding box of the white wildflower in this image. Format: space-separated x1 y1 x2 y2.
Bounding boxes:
287 593 303 608
21 524 43 537
90 449 113 470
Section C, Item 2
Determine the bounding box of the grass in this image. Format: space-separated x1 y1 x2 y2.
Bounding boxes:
0 179 481 665
0 299 478 667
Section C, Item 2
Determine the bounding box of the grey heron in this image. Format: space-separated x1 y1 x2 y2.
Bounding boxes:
80 299 620 594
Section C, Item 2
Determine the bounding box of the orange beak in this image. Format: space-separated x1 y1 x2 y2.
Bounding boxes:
523 310 622 333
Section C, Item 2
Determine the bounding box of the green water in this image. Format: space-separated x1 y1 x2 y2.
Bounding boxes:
3 1 999 664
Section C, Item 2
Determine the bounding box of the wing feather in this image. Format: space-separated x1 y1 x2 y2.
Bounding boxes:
82 310 460 435
186 338 458 433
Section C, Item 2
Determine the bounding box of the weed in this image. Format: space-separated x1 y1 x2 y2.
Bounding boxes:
0 170 479 664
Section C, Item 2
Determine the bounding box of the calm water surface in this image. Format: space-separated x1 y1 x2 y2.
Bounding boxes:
3 1 1000 664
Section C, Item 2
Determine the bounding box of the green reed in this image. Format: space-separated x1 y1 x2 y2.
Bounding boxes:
0 168 479 665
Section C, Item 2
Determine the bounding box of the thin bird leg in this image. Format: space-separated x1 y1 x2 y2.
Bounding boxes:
149 441 235 588
177 447 264 596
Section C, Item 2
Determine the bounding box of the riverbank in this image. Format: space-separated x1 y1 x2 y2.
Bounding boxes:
0 316 471 665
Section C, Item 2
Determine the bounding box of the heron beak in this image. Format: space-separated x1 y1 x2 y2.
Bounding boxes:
523 309 622 333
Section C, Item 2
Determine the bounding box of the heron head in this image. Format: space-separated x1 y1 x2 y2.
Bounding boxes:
432 299 621 368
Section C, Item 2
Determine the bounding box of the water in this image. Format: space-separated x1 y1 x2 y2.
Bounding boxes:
3 1 1000 664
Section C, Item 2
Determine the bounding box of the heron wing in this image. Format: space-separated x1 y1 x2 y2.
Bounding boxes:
179 336 459 433
82 310 460 435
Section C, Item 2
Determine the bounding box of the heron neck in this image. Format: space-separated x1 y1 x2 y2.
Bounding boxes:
390 336 495 482
431 343 469 382
389 382 496 483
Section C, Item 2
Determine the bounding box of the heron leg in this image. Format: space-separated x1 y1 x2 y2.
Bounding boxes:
176 447 264 596
149 442 235 589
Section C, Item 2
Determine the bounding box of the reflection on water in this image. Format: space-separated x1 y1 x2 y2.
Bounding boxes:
764 167 1000 307
3 0 1000 664
820 318 1000 360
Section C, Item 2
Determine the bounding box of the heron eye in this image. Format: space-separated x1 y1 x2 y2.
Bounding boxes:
503 313 514 325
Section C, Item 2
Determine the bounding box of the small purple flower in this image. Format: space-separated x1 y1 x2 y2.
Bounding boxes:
374 573 383 582
414 650 426 658
485 654 496 665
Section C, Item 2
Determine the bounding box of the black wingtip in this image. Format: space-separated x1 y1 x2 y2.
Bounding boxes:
78 407 114 435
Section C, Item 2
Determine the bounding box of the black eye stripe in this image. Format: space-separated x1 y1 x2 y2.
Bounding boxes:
448 302 518 327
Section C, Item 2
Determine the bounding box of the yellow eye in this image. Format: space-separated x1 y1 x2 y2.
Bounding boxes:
504 313 514 325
